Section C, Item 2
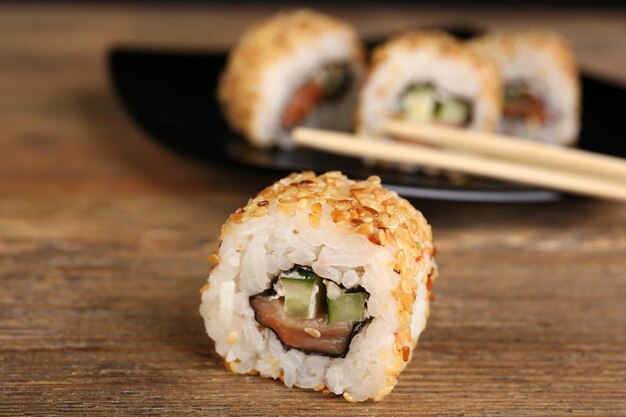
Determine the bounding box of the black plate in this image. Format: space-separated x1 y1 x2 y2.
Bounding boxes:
108 34 626 202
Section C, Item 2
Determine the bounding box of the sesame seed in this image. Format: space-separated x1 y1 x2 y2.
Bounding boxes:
308 213 321 229
343 392 357 403
207 253 220 263
363 206 379 216
368 233 382 245
402 346 411 361
311 202 322 214
277 203 295 216
198 281 210 293
350 218 363 226
313 383 326 391
378 229 387 245
304 327 321 337
250 206 267 217
355 222 373 235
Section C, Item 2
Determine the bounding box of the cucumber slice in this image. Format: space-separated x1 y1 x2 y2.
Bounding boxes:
280 267 323 319
327 292 367 324
436 99 470 126
401 85 437 123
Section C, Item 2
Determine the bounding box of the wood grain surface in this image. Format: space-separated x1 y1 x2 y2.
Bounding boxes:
1 4 625 416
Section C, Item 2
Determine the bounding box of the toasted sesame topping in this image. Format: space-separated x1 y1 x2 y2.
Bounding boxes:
308 213 321 229
350 218 364 226
355 222 373 235
368 233 382 245
313 383 326 391
311 202 322 215
278 203 296 216
363 206 379 216
207 253 220 264
402 346 411 361
304 327 321 338
250 206 268 217
343 392 357 403
198 281 210 293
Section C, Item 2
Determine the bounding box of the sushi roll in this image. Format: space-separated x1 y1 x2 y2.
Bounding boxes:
200 171 437 402
469 30 580 146
356 31 501 137
218 9 365 148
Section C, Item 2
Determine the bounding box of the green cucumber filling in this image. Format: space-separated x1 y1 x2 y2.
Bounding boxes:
279 266 367 324
249 265 370 357
399 83 472 127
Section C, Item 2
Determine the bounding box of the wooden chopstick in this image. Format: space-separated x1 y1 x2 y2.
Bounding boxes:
383 119 626 182
292 127 626 202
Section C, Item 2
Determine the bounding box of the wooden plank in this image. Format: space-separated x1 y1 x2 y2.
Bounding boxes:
0 4 625 416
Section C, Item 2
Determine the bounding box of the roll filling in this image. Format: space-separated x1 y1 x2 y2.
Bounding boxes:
356 31 501 144
399 83 472 127
281 63 352 130
502 80 548 132
250 266 369 357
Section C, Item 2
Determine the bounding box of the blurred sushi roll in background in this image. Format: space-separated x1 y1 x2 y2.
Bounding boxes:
217 9 365 148
469 30 581 146
200 171 437 402
356 31 502 138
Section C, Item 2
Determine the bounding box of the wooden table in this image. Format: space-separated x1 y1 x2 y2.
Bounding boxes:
1 4 625 416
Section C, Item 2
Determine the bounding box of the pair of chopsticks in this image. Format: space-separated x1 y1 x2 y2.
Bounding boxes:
292 121 626 202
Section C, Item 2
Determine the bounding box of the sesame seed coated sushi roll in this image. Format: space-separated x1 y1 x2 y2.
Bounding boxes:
356 31 501 137
218 9 365 148
199 171 437 402
469 30 581 146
